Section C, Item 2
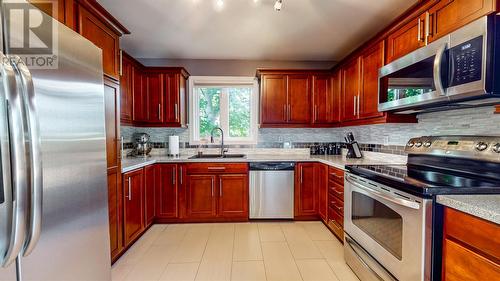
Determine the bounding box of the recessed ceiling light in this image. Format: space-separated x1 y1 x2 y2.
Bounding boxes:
274 0 283 11
215 0 224 11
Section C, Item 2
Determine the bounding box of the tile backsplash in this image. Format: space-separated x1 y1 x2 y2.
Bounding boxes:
122 106 500 150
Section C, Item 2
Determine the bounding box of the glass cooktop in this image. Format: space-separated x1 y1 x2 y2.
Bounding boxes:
346 164 500 198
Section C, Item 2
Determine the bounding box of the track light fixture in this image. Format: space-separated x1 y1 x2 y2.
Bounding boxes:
274 0 283 11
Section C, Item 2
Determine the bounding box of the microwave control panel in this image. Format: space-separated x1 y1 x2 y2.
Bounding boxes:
449 36 483 87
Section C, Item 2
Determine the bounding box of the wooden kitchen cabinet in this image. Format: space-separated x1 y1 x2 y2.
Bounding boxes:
185 174 218 219
120 52 134 124
143 72 165 124
144 165 157 227
312 74 334 124
123 169 144 246
386 13 427 63
107 171 122 262
428 0 496 44
327 166 345 242
28 0 75 29
156 164 179 219
287 75 311 124
218 174 249 219
260 74 287 124
331 70 342 124
315 163 328 222
341 58 361 122
295 163 317 218
360 41 385 119
132 67 147 122
442 207 500 281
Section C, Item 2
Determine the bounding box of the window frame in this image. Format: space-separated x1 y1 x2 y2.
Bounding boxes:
188 76 259 145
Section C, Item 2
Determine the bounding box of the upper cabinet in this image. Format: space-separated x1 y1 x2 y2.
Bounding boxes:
386 0 496 63
119 53 189 127
359 41 385 119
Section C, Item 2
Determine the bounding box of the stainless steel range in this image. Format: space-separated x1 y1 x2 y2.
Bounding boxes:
344 136 500 281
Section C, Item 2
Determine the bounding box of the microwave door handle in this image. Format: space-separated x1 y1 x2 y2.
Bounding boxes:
346 176 420 210
11 57 43 257
1 55 29 267
433 44 447 96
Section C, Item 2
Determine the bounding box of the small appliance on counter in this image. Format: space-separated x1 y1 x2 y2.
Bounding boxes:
168 135 180 157
344 132 363 158
129 133 152 157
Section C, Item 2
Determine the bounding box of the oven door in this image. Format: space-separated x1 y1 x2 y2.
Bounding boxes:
344 174 432 281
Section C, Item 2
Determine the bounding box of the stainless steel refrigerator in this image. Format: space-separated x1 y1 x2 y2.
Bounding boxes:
0 0 111 280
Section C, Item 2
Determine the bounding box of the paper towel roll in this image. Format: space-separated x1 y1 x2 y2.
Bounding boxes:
168 136 179 156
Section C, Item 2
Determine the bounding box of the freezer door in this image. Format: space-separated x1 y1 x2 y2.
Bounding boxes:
5 1 111 280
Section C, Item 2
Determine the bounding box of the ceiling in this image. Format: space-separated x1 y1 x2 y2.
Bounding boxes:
98 0 418 61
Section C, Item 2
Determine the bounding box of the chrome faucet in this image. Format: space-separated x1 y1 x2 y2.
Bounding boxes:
210 127 227 156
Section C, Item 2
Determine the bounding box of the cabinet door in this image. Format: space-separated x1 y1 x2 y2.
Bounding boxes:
144 165 157 227
295 163 317 217
315 164 328 222
218 174 249 218
132 67 147 122
157 164 179 219
287 75 311 124
145 73 165 124
123 169 144 246
163 74 180 124
331 71 342 123
185 175 217 218
77 4 120 79
342 58 361 122
312 75 332 124
104 78 120 169
386 14 426 63
261 75 287 124
107 170 122 261
428 0 495 43
120 55 133 123
360 41 385 119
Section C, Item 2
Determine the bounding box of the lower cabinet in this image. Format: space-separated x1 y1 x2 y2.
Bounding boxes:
156 164 179 219
316 163 328 222
442 207 500 281
144 165 157 227
107 170 123 261
184 163 249 221
295 163 317 218
327 166 345 242
123 168 144 246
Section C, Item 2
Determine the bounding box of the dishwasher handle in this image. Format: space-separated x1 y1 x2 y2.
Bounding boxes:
249 162 295 171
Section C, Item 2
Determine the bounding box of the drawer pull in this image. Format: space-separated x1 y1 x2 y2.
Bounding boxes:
330 173 343 180
208 167 226 170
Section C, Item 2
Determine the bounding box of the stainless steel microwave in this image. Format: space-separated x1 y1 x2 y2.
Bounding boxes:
378 15 500 113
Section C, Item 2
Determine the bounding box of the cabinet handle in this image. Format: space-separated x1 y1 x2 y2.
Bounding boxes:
283 104 287 121
127 177 132 201
211 178 214 197
300 166 303 184
425 11 431 43
357 94 360 117
175 103 179 121
158 104 161 120
208 167 226 170
314 104 317 121
417 18 421 41
288 104 291 121
219 179 222 197
172 167 176 185
330 173 344 181
180 166 183 185
353 96 357 116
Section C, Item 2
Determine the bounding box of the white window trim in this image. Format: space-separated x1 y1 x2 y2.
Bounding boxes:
188 76 259 145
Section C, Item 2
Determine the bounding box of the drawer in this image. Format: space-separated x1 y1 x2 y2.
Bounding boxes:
328 180 344 200
444 207 500 261
328 206 344 226
185 163 248 174
329 194 344 215
443 238 500 281
328 167 344 184
327 218 344 241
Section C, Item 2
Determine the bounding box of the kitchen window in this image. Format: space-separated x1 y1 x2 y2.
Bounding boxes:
189 76 259 144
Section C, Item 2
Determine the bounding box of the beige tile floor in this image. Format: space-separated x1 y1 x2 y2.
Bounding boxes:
112 222 360 281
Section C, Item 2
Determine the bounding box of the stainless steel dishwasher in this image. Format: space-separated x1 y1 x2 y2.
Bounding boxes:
249 162 295 219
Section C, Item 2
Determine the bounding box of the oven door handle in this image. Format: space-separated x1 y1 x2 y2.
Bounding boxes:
346 176 420 210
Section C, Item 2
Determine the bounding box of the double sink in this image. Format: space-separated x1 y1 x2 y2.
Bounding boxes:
188 154 246 159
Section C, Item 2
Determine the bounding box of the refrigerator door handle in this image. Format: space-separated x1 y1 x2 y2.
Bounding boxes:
1 54 28 267
11 57 43 257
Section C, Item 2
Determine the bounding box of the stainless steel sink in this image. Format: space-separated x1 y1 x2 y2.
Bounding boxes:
188 154 246 159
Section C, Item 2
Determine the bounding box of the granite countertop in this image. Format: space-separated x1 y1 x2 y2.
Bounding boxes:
121 150 407 173
437 195 500 224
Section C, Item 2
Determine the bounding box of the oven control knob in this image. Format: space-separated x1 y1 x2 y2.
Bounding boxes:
492 143 500 153
415 141 423 148
423 141 432 148
475 142 489 151
407 141 415 147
